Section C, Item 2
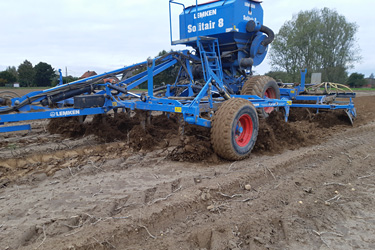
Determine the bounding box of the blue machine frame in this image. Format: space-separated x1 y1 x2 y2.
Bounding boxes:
0 48 291 133
0 0 356 134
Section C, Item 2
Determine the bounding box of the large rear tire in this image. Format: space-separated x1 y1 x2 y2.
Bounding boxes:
211 98 259 161
241 76 280 118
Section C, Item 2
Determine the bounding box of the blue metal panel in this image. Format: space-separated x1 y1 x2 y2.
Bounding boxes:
0 107 106 123
280 88 299 99
295 96 324 102
179 0 263 40
0 124 31 133
291 103 355 111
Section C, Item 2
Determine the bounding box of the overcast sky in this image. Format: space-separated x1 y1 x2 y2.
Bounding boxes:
0 0 373 78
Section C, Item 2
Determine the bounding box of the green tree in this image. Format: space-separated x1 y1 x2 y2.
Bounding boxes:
153 50 179 87
6 66 18 82
34 62 55 87
0 71 17 86
52 74 78 86
265 71 294 83
269 8 361 83
136 49 180 89
0 79 6 87
347 72 366 88
63 75 79 84
18 60 35 87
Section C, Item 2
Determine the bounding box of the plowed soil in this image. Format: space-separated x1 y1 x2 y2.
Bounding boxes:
1 93 375 250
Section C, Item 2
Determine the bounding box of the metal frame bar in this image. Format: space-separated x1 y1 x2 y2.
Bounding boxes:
0 5 357 133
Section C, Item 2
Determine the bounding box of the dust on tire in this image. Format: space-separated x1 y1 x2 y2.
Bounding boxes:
241 76 280 117
211 98 259 161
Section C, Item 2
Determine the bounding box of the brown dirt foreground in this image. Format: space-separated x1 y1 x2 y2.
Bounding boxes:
0 94 375 250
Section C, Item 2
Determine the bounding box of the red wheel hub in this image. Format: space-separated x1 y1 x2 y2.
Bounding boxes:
264 87 277 113
235 114 253 147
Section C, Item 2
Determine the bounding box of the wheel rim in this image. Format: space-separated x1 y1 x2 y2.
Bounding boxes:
264 87 277 113
235 114 253 147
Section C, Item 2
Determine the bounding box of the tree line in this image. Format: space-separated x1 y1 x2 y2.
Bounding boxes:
267 8 371 88
0 51 179 89
0 60 79 87
1 7 371 89
0 60 55 87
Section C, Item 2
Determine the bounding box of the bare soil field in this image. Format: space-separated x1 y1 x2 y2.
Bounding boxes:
0 92 375 250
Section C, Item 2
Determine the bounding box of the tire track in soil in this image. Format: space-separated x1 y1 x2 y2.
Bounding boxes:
18 120 375 250
0 95 374 249
99 122 374 249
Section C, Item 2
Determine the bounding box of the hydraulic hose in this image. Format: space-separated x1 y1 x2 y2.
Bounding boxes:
260 25 274 46
40 85 94 106
0 51 198 114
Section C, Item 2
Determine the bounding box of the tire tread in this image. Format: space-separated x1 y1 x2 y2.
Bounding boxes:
211 98 258 160
241 76 280 117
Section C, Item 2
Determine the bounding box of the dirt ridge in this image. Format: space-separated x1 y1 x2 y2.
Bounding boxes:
16 120 375 249
0 95 374 249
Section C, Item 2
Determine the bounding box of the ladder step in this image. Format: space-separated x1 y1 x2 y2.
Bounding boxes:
198 39 223 82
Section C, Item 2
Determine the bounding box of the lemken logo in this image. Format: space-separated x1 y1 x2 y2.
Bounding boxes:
193 9 217 19
50 110 80 117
